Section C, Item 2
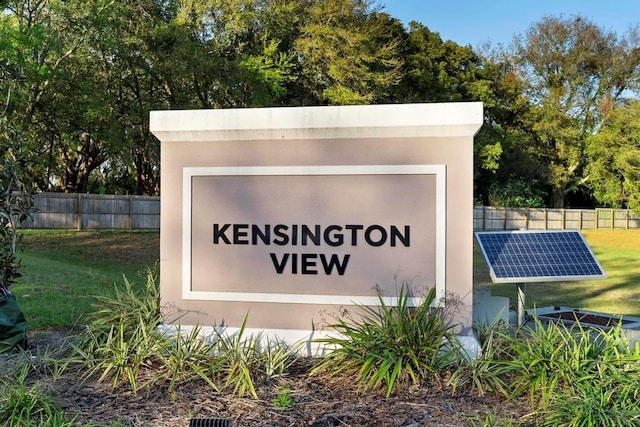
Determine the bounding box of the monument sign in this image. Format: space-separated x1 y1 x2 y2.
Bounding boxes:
150 102 482 353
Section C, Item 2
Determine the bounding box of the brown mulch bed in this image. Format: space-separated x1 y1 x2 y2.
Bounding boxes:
3 330 531 427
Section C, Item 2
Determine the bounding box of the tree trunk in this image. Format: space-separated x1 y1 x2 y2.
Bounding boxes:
550 187 566 208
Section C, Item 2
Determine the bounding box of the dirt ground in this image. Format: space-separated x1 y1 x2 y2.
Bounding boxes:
5 330 532 427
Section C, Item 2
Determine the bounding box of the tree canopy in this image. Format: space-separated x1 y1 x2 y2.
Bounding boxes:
510 15 640 207
1 2 639 210
587 100 640 211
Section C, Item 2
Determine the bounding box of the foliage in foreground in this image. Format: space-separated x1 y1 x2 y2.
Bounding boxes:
0 145 33 353
70 270 296 398
312 285 462 397
454 317 640 426
0 364 75 427
7 269 640 425
0 146 34 294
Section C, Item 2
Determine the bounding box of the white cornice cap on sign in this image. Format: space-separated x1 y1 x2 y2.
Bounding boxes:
149 102 483 142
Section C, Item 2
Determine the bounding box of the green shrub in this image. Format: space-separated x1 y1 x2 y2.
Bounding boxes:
488 179 546 208
0 149 34 294
311 285 462 397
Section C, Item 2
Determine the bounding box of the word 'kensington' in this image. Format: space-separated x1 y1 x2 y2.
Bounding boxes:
212 223 411 275
213 223 410 247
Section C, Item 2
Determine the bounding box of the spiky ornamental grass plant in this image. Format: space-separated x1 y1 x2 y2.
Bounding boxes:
209 315 297 399
461 316 640 426
71 270 298 398
449 317 514 398
0 364 76 427
71 270 167 393
311 285 462 397
156 324 221 392
526 321 640 427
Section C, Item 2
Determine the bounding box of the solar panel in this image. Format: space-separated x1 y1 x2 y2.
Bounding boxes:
475 230 606 284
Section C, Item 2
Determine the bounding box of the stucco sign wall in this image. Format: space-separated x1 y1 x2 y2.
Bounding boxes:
150 102 482 348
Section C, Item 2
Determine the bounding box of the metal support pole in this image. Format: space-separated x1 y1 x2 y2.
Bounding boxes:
516 283 526 327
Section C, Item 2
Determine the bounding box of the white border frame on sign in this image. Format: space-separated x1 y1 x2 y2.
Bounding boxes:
182 164 447 306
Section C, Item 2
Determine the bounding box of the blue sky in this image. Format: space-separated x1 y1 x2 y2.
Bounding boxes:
377 0 640 48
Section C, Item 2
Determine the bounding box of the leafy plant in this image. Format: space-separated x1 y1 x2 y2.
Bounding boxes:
0 148 34 294
0 145 33 352
71 270 167 393
449 317 513 397
0 364 75 426
258 336 297 384
156 324 220 392
312 284 462 397
505 319 605 406
468 317 640 426
488 179 546 208
541 377 640 427
11 345 72 382
271 385 295 409
467 412 517 427
71 270 299 399
208 319 299 399
212 316 261 399
531 322 640 426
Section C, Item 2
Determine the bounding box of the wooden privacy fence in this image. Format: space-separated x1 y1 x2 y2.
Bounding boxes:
23 193 160 230
474 206 640 230
18 193 640 231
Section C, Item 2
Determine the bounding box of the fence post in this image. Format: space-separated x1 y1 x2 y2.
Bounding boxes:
579 209 583 230
525 208 530 229
482 206 486 231
544 208 548 230
626 209 630 230
76 193 82 231
503 207 507 230
611 209 614 229
129 195 134 230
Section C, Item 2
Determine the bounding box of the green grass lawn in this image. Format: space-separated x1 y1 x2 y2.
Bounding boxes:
476 229 640 317
9 228 640 329
13 230 159 329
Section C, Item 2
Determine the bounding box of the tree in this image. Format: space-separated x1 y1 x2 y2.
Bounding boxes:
509 15 640 207
394 22 485 103
586 100 640 212
175 0 301 108
0 0 127 193
472 55 547 206
294 0 403 105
